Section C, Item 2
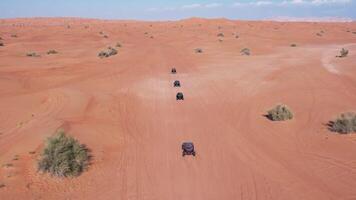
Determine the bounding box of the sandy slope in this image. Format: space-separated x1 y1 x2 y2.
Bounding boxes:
0 18 356 200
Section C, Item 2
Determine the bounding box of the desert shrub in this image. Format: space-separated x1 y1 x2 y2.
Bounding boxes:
11 34 17 38
353 31 356 34
103 35 109 38
316 33 322 37
219 39 223 42
99 31 104 35
329 112 356 134
0 42 3 46
217 33 224 37
98 46 118 58
116 42 122 48
0 37 2 40
195 48 203 53
267 104 293 121
47 50 58 55
38 130 89 177
337 48 348 58
290 44 297 47
240 48 251 56
26 52 39 57
235 35 239 39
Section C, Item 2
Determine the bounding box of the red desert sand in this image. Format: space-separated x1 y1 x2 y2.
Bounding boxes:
0 18 356 200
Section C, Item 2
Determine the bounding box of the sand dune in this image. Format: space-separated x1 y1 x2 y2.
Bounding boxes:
0 18 356 200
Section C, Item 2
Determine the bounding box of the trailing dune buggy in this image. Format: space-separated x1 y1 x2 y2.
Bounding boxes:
182 142 196 156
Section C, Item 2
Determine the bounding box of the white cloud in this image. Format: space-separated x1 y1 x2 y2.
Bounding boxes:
205 3 222 8
233 0 352 6
181 4 202 9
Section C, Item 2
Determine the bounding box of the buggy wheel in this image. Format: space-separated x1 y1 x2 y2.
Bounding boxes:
192 152 196 156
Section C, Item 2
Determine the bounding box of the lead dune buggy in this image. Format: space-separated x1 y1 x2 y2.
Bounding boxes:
182 142 196 156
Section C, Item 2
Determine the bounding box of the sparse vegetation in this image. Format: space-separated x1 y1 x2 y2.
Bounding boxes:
2 163 13 168
47 50 58 55
13 155 19 161
103 35 109 38
336 48 348 58
290 44 297 47
0 183 5 188
267 104 293 121
38 130 90 177
99 31 104 35
116 42 122 48
316 32 322 37
329 112 356 134
11 34 17 38
240 48 251 56
26 52 40 57
219 39 223 42
0 42 3 46
235 35 239 39
195 48 203 53
217 33 224 37
98 46 118 58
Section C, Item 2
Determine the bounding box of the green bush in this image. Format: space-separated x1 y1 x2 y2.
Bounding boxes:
38 130 89 177
329 112 356 134
267 104 293 121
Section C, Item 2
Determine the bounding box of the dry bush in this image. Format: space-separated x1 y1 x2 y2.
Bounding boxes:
195 48 203 53
38 130 90 177
47 50 58 55
0 42 3 47
26 52 40 57
217 33 224 37
337 48 348 58
240 48 251 56
98 47 118 58
329 112 356 134
290 44 297 47
267 104 293 121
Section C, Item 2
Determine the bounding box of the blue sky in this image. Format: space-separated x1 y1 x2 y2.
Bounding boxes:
0 0 355 20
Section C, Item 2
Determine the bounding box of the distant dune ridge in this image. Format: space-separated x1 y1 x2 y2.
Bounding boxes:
266 16 354 22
